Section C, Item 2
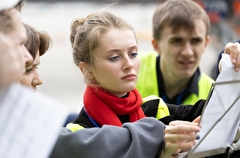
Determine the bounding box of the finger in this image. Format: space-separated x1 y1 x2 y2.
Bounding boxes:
192 116 201 123
165 141 196 153
219 59 223 72
169 120 199 127
224 42 235 55
165 133 199 142
234 43 240 72
165 126 200 135
164 143 181 157
224 42 237 64
166 141 195 151
166 124 200 135
179 141 196 152
230 42 238 64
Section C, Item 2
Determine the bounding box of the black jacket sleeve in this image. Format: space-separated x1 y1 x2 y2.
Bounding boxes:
159 99 206 125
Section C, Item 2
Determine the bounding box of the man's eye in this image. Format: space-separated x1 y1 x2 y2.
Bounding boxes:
191 38 202 44
172 39 182 43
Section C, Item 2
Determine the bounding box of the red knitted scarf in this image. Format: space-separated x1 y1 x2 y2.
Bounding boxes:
84 86 145 127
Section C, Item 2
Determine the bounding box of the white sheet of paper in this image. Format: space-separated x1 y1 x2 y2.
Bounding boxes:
181 54 240 158
0 84 69 158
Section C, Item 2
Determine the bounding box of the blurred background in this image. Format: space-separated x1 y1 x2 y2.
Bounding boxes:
21 0 240 113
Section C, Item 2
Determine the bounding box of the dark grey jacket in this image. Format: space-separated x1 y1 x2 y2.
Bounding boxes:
50 117 165 158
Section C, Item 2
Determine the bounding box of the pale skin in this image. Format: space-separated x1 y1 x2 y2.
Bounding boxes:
219 42 240 72
152 19 210 99
20 51 43 90
80 28 140 98
79 27 201 157
0 8 32 88
161 117 201 158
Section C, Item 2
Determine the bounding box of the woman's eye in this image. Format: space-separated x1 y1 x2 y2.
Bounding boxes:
130 52 138 58
109 55 120 61
25 66 37 74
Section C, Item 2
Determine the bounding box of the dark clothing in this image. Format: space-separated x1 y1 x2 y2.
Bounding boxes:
143 99 205 125
50 117 165 158
157 56 200 105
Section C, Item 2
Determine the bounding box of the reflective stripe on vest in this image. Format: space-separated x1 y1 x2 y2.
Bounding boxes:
137 51 214 105
66 123 85 132
142 95 170 119
137 52 159 98
182 73 214 105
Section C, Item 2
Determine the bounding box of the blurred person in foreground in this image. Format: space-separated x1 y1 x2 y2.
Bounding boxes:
0 0 32 88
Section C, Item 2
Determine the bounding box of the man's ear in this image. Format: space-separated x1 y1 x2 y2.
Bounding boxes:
79 62 94 80
205 35 210 47
152 39 161 54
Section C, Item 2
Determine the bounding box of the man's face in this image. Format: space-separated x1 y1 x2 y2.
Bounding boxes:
6 8 32 81
152 19 209 80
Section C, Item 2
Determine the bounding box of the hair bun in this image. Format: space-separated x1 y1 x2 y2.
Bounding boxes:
70 18 86 46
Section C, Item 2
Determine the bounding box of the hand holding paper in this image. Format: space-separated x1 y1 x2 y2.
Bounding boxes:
179 54 240 158
221 42 240 72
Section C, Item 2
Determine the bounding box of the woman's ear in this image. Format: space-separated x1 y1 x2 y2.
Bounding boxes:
79 62 95 80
